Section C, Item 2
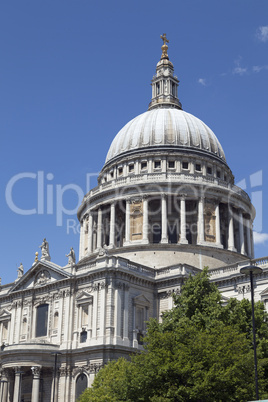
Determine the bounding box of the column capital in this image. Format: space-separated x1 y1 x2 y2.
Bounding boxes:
31 366 41 377
161 193 167 199
13 366 22 374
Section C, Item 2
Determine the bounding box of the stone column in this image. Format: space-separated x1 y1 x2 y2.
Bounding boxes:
114 285 122 340
79 220 84 260
123 285 129 342
179 196 188 244
65 367 71 402
215 203 222 246
197 197 204 244
109 202 115 248
142 196 149 243
13 367 22 402
239 211 245 255
59 368 67 401
161 194 168 243
87 212 93 254
124 199 131 245
92 285 98 339
97 208 102 249
246 218 252 258
0 370 8 402
31 366 41 402
51 366 59 402
228 207 236 252
99 282 106 340
250 221 255 259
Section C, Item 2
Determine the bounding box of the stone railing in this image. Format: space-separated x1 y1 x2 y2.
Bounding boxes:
209 257 268 279
78 171 250 214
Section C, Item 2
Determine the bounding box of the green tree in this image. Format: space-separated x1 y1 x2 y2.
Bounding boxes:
79 268 268 401
78 358 134 402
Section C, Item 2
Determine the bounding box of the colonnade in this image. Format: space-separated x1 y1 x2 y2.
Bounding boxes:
0 366 43 402
79 195 253 260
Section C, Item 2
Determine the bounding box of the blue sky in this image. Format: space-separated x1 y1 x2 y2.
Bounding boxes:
1 0 268 285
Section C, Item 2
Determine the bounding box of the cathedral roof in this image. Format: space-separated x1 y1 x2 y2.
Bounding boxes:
105 34 226 166
105 108 226 164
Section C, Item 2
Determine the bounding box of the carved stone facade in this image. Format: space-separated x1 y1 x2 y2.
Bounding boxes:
1 39 268 401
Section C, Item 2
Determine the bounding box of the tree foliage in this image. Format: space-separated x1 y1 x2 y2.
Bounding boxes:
79 268 268 402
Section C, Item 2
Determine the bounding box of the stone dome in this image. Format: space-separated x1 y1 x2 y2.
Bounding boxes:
105 108 226 164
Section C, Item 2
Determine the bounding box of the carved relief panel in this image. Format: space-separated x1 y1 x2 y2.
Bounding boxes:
204 201 216 242
130 200 143 241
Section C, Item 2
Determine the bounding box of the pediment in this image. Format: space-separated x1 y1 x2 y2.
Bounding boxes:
76 290 93 305
10 261 72 293
134 294 150 307
260 287 268 296
0 308 11 321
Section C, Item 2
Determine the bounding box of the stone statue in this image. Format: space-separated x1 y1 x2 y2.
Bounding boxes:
66 247 76 265
39 238 51 261
17 263 24 279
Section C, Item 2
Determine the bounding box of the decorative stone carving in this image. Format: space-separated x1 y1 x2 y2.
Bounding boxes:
39 238 51 261
34 270 51 287
17 263 24 279
237 284 251 294
31 366 41 377
66 247 76 265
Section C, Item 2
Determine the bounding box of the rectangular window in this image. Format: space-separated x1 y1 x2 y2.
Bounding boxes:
81 305 89 326
2 321 8 341
36 304 48 337
118 167 123 176
195 164 201 172
217 170 221 179
207 166 212 175
182 161 189 170
141 161 147 170
168 160 175 169
154 161 161 169
128 164 134 173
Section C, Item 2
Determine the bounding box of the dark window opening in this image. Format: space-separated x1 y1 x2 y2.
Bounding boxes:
217 170 221 179
80 330 87 343
75 374 88 401
207 166 212 175
168 161 175 169
36 304 48 337
152 223 161 243
137 331 143 345
118 167 123 176
129 164 134 173
141 162 147 170
182 161 188 170
195 164 201 172
154 161 161 169
168 222 178 244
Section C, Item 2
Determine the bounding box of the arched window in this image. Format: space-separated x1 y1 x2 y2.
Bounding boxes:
75 373 88 400
36 304 49 337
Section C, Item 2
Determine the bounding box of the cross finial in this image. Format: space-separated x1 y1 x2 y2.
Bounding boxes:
160 33 169 59
160 33 169 46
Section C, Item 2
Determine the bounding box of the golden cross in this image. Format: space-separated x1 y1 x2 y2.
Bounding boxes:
160 33 169 46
